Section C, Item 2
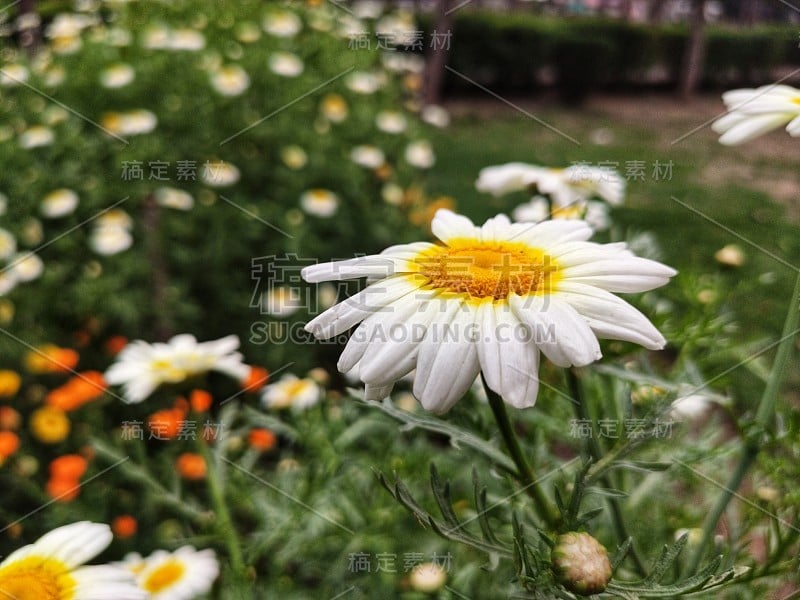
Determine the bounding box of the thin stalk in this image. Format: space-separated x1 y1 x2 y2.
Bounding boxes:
686 271 800 575
196 436 247 579
567 368 647 577
481 374 558 529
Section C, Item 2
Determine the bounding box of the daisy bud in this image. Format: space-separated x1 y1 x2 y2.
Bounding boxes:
551 532 612 596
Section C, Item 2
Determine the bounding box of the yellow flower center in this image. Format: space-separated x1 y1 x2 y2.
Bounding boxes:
285 379 310 397
143 559 186 593
0 556 75 600
413 239 560 300
149 359 189 383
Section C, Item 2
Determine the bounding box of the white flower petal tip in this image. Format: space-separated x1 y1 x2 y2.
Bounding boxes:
303 210 674 413
713 85 800 145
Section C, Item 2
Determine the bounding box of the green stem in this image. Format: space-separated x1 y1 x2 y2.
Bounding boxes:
197 435 247 578
686 271 800 574
567 368 647 577
481 374 559 529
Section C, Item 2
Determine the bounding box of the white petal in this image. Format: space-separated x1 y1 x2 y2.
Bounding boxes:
561 256 676 292
509 295 601 367
718 113 791 145
302 255 411 282
555 282 666 349
506 219 593 247
476 301 540 408
711 111 748 133
479 213 512 241
305 275 424 339
413 301 480 413
786 114 800 136
430 209 478 243
1 522 112 569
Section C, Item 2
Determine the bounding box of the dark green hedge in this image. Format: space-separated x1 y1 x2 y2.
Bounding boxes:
419 11 798 96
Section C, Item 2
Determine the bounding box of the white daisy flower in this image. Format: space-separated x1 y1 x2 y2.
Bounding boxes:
0 64 29 86
352 0 385 19
375 12 417 46
263 10 302 38
345 71 383 95
96 208 133 230
320 93 348 123
89 225 133 256
168 28 206 51
41 189 79 218
201 160 240 187
45 13 96 39
132 546 218 600
382 52 426 74
280 145 308 170
210 64 250 97
263 286 304 317
0 228 16 260
376 110 408 134
382 183 404 206
100 63 135 88
0 271 17 296
302 209 675 413
19 125 55 149
102 110 158 137
262 374 321 411
350 145 385 169
9 252 43 282
105 334 249 404
300 189 339 218
712 84 800 145
421 104 450 128
269 51 304 77
404 140 435 169
0 521 145 600
155 187 194 211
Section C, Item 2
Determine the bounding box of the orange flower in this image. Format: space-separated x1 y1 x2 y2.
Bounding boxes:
173 396 190 413
105 335 128 356
112 514 138 539
45 477 80 502
49 454 88 480
0 431 20 460
241 366 269 393
190 389 213 412
148 408 186 440
0 406 21 430
0 371 21 397
248 428 277 452
176 452 206 480
23 345 79 374
46 371 107 412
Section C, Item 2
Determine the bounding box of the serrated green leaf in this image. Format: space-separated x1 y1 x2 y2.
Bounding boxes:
643 534 688 585
430 463 461 528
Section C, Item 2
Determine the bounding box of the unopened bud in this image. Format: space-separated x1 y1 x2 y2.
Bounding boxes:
551 532 612 596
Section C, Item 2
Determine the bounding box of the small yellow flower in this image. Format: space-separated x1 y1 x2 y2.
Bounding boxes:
0 371 21 397
30 406 70 444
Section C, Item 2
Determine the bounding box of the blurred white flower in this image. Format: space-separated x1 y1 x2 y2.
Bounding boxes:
234 21 261 43
0 271 17 296
584 201 611 232
107 26 132 47
269 51 304 77
320 93 348 123
350 145 385 169
210 64 250 97
106 334 249 404
345 71 382 94
280 145 308 170
89 225 132 256
670 394 712 421
382 52 425 74
20 218 43 245
169 28 206 51
96 208 133 230
263 10 302 38
376 12 417 45
715 244 745 267
201 161 240 187
713 85 800 145
9 252 43 282
381 182 404 205
263 286 304 317
409 563 447 593
51 35 83 55
41 189 79 218
42 106 69 126
318 282 339 309
512 196 550 223
421 104 450 128
100 63 135 88
43 65 66 87
262 374 321 411
141 24 171 49
0 228 17 261
155 187 194 211
45 13 96 38
375 110 407 134
19 125 55 149
101 110 158 136
300 189 339 218
353 0 385 19
0 64 29 86
404 140 435 169
127 546 218 600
